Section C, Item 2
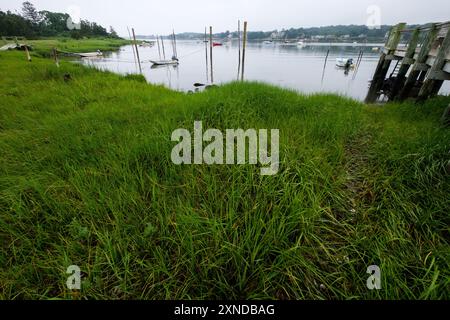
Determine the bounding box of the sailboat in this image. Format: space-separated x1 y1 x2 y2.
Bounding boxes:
150 30 179 66
150 58 179 66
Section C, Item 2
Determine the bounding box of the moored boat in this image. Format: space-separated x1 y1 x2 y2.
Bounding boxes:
336 58 354 68
150 59 179 66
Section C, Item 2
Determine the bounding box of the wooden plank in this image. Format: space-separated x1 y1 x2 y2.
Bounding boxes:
428 70 450 80
385 54 403 60
444 62 450 73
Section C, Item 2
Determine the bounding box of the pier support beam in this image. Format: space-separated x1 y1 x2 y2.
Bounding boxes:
389 29 420 99
417 27 450 101
398 25 438 100
365 23 406 103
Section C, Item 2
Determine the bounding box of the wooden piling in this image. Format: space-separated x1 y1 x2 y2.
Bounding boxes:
237 20 241 80
127 27 138 70
398 25 438 100
161 36 166 60
389 28 420 99
417 27 450 101
132 28 142 74
321 49 330 85
173 30 178 59
210 26 214 83
241 21 248 81
156 35 162 60
365 23 406 103
24 44 31 62
205 27 209 83
352 50 364 80
52 47 59 68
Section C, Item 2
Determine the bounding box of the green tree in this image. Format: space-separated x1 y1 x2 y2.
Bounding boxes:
21 1 41 24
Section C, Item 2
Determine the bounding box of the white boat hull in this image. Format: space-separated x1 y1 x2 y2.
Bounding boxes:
150 60 179 66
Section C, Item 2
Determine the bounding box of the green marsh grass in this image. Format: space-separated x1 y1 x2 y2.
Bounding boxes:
0 51 449 299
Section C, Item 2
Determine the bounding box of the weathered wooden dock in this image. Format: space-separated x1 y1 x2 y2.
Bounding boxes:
366 22 450 103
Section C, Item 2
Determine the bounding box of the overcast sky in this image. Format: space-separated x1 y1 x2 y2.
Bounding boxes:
2 0 449 36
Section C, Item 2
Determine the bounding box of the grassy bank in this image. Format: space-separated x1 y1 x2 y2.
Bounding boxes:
0 51 449 300
1 38 131 57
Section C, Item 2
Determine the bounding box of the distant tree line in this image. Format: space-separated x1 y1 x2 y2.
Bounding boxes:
0 2 119 39
174 25 402 42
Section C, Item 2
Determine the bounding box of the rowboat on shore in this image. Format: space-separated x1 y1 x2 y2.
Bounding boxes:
0 43 33 51
78 51 103 58
57 49 103 58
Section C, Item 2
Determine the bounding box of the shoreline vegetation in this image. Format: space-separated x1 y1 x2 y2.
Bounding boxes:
1 38 132 56
0 44 449 299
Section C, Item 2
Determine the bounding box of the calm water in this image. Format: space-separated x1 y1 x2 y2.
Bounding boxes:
81 40 450 101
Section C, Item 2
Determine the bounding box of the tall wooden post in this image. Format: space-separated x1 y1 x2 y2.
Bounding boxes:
172 30 178 59
398 24 438 100
156 35 162 60
237 20 241 80
321 49 330 84
389 28 420 99
24 44 31 62
417 27 450 101
365 23 406 103
132 28 142 74
241 21 248 81
127 27 138 70
210 26 214 83
161 36 166 60
205 27 209 83
52 47 59 68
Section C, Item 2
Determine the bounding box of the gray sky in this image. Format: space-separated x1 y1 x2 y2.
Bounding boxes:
2 0 449 36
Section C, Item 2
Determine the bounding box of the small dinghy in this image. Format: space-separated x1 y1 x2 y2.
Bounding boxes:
336 58 354 68
139 41 155 48
0 43 33 51
150 59 179 66
57 49 103 58
78 50 103 58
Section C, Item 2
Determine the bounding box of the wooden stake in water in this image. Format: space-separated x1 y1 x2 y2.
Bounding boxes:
241 21 248 81
352 50 364 81
205 27 209 82
172 29 178 59
127 26 138 70
321 49 330 85
156 35 162 60
161 36 166 60
132 28 142 74
237 20 241 80
210 26 214 83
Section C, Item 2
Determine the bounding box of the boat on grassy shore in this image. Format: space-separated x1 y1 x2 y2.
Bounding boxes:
57 49 103 58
